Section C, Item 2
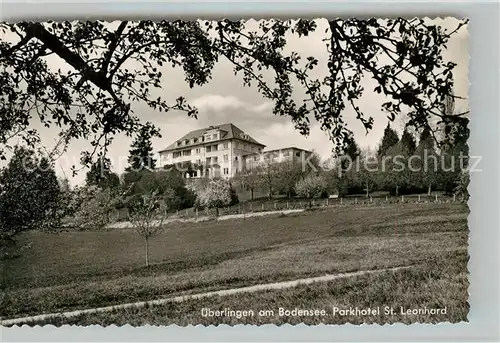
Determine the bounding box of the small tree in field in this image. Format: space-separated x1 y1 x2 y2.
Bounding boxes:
295 174 328 208
196 178 234 217
129 190 167 267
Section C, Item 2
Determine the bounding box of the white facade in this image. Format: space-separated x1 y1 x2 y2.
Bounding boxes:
159 127 264 179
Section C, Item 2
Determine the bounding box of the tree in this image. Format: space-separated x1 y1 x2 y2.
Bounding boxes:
86 156 120 190
256 160 281 200
129 190 167 267
0 19 468 167
71 185 117 230
438 117 470 194
338 135 361 195
195 178 235 217
377 123 400 157
0 146 61 242
357 149 381 197
381 143 411 196
275 161 304 198
414 127 439 195
453 170 469 201
121 169 195 211
400 127 417 156
295 174 328 208
233 169 261 201
126 122 161 172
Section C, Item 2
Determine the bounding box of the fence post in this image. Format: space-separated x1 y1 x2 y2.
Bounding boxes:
196 208 198 218
453 194 456 202
435 194 438 202
401 196 404 203
274 201 277 210
312 199 315 207
286 201 289 209
250 203 253 212
262 203 264 211
326 198 329 206
370 196 373 203
340 198 343 205
355 198 357 205
418 194 421 202
186 209 189 216
299 201 302 208
385 195 388 202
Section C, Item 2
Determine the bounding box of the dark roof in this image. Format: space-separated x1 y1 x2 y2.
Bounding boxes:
159 123 266 152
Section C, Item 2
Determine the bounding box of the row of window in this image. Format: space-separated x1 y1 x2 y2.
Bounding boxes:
176 133 220 147
172 142 264 158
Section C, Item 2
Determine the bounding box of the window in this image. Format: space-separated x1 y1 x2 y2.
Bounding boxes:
206 146 211 153
177 141 181 147
193 138 198 143
295 151 301 157
173 152 181 158
213 134 217 140
195 148 201 154
243 144 248 151
212 144 218 151
235 156 238 161
223 168 229 175
212 156 218 163
224 154 229 162
185 139 189 145
223 143 229 149
182 150 191 156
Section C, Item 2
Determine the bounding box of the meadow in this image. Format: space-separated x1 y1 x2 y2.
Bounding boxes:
1 202 469 325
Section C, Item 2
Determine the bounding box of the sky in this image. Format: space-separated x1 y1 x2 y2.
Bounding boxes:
2 18 469 186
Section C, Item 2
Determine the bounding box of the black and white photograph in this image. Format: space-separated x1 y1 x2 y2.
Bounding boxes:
0 17 470 326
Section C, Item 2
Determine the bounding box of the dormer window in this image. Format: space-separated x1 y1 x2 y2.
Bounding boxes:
177 141 181 147
185 139 189 145
193 138 198 143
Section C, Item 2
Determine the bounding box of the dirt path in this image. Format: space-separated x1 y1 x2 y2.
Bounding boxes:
107 209 305 229
1 265 415 326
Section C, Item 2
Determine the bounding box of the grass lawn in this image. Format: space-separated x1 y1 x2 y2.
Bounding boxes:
38 249 469 326
1 202 469 324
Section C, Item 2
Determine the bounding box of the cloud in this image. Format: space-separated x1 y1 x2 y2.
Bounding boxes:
250 101 273 113
191 95 246 112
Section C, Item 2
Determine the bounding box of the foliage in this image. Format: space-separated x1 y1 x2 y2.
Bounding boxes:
126 122 161 172
295 174 328 207
85 156 120 190
129 190 167 267
0 146 61 239
356 150 381 197
453 170 470 200
377 123 400 156
255 160 281 200
0 18 468 166
381 143 412 196
71 185 117 231
194 178 236 216
121 169 195 211
274 161 304 198
232 169 261 201
400 127 417 155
